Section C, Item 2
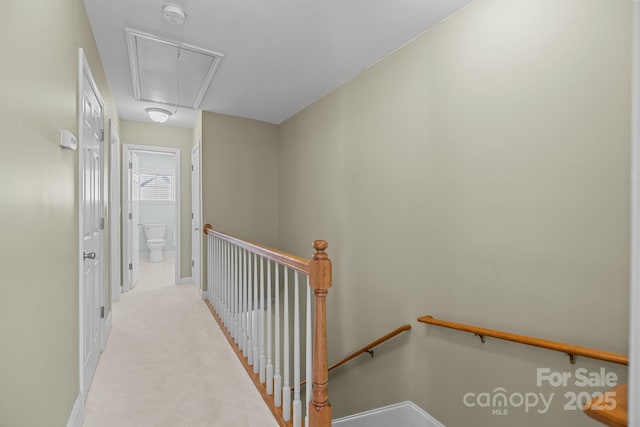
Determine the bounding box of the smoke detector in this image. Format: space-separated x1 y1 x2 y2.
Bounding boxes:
162 3 186 25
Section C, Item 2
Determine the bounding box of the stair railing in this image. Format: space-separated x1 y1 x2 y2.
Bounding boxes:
418 315 628 365
203 224 332 427
300 324 412 388
418 314 629 426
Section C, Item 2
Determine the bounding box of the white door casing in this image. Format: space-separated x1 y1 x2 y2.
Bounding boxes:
628 2 640 425
191 143 201 291
78 49 105 396
109 120 121 303
122 144 182 287
125 151 140 291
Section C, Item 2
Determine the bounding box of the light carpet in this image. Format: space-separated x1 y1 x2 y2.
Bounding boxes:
83 272 278 427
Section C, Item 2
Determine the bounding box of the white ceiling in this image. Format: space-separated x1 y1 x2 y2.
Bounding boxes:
84 0 474 128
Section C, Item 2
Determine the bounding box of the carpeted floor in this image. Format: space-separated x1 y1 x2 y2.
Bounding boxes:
83 261 278 427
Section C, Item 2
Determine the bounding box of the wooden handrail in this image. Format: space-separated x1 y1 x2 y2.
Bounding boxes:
584 384 627 426
418 315 628 365
203 224 310 274
300 324 411 388
329 324 412 372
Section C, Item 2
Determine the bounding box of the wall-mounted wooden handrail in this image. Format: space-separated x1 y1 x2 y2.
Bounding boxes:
203 224 310 274
418 315 628 365
300 324 412 388
329 324 412 372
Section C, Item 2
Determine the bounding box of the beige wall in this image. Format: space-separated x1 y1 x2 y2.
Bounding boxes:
278 0 631 425
193 110 203 149
120 120 193 279
0 0 118 425
201 112 280 249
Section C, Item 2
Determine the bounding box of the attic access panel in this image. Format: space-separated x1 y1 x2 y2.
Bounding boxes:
126 29 224 109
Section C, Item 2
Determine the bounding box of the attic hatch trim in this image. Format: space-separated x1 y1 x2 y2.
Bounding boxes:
125 28 224 110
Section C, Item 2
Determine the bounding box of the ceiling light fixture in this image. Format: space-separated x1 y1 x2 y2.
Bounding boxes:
145 107 172 123
162 3 186 25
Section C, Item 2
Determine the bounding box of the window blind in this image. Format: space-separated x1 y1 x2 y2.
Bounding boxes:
140 171 175 201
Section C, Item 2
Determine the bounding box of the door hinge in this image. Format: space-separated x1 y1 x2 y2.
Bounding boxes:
192 260 195 267
192 212 194 219
100 306 105 318
129 263 133 270
128 162 132 169
99 129 105 142
191 165 194 171
99 217 104 230
128 212 133 220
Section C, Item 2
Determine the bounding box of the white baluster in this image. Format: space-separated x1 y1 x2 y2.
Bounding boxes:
217 239 221 320
237 246 242 350
305 276 312 426
209 236 214 302
229 243 234 334
234 246 239 342
237 247 242 344
229 243 233 332
253 252 259 372
247 252 254 366
213 237 217 312
259 256 266 383
266 260 273 394
242 249 247 355
216 237 221 314
235 246 240 343
231 245 236 340
223 241 227 327
206 235 210 301
227 241 231 331
293 271 301 427
211 236 218 313
218 238 222 315
217 238 222 315
274 262 282 407
282 267 291 421
222 241 227 327
206 235 210 302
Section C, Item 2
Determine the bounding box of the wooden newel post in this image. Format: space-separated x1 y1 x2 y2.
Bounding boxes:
309 240 332 427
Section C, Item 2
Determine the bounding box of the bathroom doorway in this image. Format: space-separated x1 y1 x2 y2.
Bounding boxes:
122 144 181 292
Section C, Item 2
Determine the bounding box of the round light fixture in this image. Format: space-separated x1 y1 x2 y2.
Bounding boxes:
162 3 186 25
145 107 172 123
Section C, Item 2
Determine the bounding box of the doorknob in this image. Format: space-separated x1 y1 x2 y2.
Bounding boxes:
84 252 96 260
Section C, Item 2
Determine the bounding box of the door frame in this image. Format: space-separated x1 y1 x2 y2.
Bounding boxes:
121 149 140 292
78 48 106 398
109 120 121 304
629 3 639 424
122 144 182 288
191 141 203 294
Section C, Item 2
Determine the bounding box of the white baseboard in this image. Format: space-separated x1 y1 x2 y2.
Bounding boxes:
178 276 193 285
103 310 112 351
66 393 84 427
140 250 176 259
333 401 444 427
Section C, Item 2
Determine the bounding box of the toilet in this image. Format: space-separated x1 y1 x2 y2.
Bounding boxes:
143 224 166 262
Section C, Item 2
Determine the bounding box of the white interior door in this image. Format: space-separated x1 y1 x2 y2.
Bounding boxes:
80 55 105 395
191 144 201 290
127 151 140 290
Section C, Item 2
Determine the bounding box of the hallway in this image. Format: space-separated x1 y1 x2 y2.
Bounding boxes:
82 276 278 426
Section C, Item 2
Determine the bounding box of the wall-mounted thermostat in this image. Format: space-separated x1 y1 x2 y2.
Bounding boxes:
59 130 77 150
